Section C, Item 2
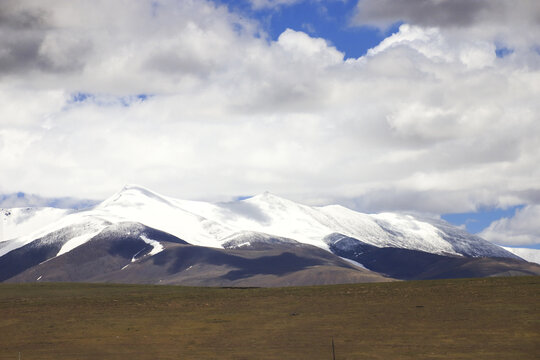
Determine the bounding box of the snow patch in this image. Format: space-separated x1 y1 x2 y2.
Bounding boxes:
130 235 163 263
340 257 367 270
57 229 103 256
140 235 163 256
131 248 146 263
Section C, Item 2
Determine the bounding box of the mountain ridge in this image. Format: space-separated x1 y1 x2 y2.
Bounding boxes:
1 184 522 260
2 185 538 286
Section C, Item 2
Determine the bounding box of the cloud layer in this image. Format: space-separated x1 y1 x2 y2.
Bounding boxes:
480 205 540 246
355 0 540 31
1 0 539 244
0 192 97 209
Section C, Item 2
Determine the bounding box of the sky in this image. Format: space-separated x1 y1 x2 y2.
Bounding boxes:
1 0 540 247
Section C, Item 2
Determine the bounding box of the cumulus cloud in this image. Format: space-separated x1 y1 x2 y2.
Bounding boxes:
247 0 303 9
355 0 491 28
355 0 540 51
0 0 539 220
354 0 540 30
246 0 339 10
480 205 540 246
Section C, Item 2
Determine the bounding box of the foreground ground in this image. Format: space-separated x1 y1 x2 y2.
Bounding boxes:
0 277 538 359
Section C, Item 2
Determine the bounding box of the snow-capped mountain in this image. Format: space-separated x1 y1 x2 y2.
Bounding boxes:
2 185 537 285
502 247 540 265
0 184 519 261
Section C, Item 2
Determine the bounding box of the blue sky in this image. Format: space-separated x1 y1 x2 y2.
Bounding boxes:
1 0 539 248
217 0 401 59
441 206 524 235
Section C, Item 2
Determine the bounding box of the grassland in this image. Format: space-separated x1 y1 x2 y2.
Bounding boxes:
0 277 538 359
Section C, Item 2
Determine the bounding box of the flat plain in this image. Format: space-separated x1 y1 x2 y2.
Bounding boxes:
0 277 538 359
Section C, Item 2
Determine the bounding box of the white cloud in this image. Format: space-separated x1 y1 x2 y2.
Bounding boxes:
0 0 539 221
480 206 540 246
355 0 540 56
368 24 498 70
354 0 540 31
246 0 340 10
247 0 303 9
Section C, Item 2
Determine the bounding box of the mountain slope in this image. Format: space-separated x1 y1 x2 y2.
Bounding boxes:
1 184 532 285
502 247 540 265
1 207 70 242
5 222 389 286
325 233 540 280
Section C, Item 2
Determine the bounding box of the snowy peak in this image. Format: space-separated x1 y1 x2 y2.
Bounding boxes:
99 184 175 209
0 186 522 264
247 191 289 202
2 185 535 285
243 191 306 212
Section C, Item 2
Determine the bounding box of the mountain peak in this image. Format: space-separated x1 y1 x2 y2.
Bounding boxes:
2 184 533 287
98 184 173 209
44 185 526 261
120 184 154 194
249 191 290 202
245 192 305 209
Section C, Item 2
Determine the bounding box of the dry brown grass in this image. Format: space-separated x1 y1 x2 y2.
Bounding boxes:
0 277 538 359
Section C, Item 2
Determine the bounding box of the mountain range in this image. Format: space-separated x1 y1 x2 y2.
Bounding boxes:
1 185 539 286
